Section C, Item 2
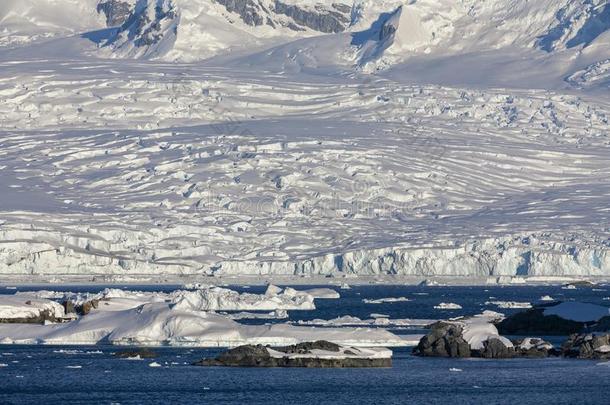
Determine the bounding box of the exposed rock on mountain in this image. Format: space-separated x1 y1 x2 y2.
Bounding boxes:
97 0 135 26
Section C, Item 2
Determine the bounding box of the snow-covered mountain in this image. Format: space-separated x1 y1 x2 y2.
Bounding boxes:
0 1 609 282
2 0 609 69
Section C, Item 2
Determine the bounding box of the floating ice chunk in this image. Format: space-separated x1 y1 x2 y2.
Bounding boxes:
294 316 435 328
171 286 315 311
485 301 532 309
226 310 288 320
449 368 463 372
363 297 411 304
434 303 462 310
148 362 162 367
297 288 340 299
65 365 82 369
539 295 555 302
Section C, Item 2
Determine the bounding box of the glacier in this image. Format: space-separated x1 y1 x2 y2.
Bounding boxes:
0 0 609 282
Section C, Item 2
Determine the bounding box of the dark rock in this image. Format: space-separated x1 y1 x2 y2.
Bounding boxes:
193 341 391 368
114 348 158 359
561 333 610 360
97 0 134 27
497 307 584 336
564 281 597 288
213 0 351 33
275 340 341 354
79 299 99 316
475 338 515 359
592 316 610 332
412 322 471 358
274 1 350 33
63 300 76 315
215 0 265 26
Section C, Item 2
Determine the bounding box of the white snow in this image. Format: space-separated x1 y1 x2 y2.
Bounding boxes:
0 287 408 347
460 311 512 351
0 1 608 282
539 295 555 302
543 302 610 322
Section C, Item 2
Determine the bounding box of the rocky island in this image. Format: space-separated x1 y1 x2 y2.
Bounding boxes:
193 341 393 368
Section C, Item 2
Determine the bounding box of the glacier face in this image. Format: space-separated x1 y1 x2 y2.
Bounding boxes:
0 1 609 281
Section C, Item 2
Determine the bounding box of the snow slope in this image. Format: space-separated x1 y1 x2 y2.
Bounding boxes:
0 1 609 281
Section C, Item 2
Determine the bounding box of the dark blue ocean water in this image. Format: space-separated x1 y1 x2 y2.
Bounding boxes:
1 284 609 404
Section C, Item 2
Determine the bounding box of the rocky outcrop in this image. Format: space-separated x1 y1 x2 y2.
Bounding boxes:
513 338 556 358
213 0 351 33
561 333 610 360
414 321 560 359
497 307 584 336
0 307 58 324
475 337 515 359
97 0 134 27
193 341 392 368
62 299 100 316
273 1 350 33
412 322 471 358
214 0 265 26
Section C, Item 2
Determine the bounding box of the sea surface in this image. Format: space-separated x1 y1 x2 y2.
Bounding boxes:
1 284 609 404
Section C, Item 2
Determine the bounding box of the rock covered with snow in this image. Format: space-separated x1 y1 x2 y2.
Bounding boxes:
193 340 393 368
0 296 65 323
562 333 610 360
514 337 555 358
415 311 516 359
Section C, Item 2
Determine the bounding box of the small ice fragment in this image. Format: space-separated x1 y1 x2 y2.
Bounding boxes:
149 362 162 367
434 303 462 310
449 368 463 372
363 297 410 304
